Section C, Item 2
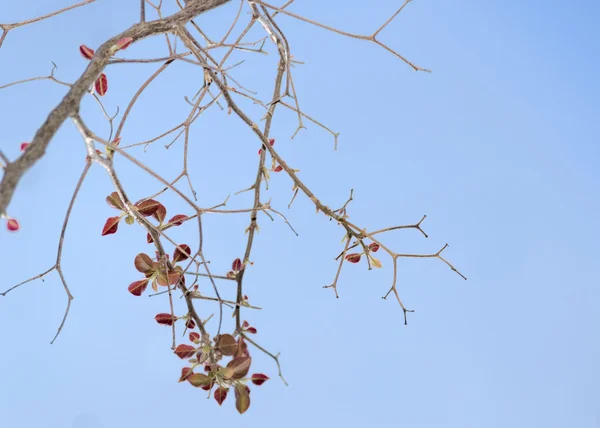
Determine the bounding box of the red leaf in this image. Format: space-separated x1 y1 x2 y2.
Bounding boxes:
168 214 187 226
251 373 269 386
245 327 257 334
369 242 380 252
106 192 124 210
242 320 249 329
135 199 160 216
6 218 20 232
128 279 149 296
186 319 195 329
179 367 192 382
114 37 133 50
200 379 215 391
95 73 108 96
187 373 211 387
174 344 196 359
234 337 250 358
20 142 29 151
157 268 183 286
147 233 154 244
134 253 155 273
215 334 237 356
226 356 251 380
345 253 361 263
154 313 175 326
152 203 167 223
79 44 94 59
101 216 120 236
173 244 191 263
235 384 251 414
232 258 243 272
214 387 228 405
273 165 283 172
189 332 200 343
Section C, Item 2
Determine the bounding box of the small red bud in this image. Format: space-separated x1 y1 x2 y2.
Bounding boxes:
6 218 20 232
368 242 380 252
79 44 95 60
345 253 362 264
20 142 29 151
232 258 243 272
155 313 176 326
114 37 133 50
95 73 108 96
251 373 269 385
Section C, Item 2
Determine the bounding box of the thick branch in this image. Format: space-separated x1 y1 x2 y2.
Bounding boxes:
0 0 231 216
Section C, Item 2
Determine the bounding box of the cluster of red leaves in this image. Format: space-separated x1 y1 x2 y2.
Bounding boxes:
100 194 270 413
101 191 188 238
79 37 133 97
174 333 269 413
128 248 190 296
344 242 382 267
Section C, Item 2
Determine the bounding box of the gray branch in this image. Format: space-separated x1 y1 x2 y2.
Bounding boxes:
0 0 230 216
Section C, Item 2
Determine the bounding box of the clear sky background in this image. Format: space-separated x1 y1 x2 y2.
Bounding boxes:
1 1 599 427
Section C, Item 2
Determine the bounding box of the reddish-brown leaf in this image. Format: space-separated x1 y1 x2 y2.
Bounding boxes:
101 216 120 236
157 267 183 287
174 344 196 359
168 214 187 226
369 242 380 252
147 233 154 244
79 44 94 59
6 218 20 232
95 73 108 96
232 258 243 272
187 373 211 387
273 165 283 172
173 244 191 263
114 37 133 50
214 387 228 405
235 384 251 414
128 279 149 296
179 367 193 382
152 204 167 223
186 319 195 330
189 332 200 343
234 337 250 359
106 192 124 210
251 373 269 386
215 334 237 356
345 253 361 263
155 313 176 326
245 327 257 334
135 199 160 217
134 253 155 273
226 356 251 380
242 320 250 329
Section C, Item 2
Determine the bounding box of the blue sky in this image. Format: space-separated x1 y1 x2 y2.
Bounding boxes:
1 1 599 427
